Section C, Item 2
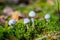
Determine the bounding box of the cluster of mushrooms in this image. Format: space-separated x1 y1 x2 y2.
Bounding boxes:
0 6 51 28
9 11 50 29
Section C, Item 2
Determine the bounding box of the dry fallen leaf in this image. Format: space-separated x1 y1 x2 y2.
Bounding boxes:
0 15 6 25
51 35 57 40
11 11 23 21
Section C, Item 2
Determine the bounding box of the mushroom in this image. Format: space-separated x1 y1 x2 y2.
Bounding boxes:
8 19 16 26
24 18 30 29
29 11 36 27
45 14 50 22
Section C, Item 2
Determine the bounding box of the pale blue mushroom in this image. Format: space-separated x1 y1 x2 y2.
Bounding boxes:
24 18 30 29
29 11 36 27
45 14 50 22
8 19 16 25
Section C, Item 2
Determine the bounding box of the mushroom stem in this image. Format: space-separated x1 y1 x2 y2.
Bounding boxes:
11 25 13 28
31 18 34 27
26 24 29 29
46 19 49 24
46 19 48 22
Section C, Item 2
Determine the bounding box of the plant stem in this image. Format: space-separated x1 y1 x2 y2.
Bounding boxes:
57 0 60 21
39 35 48 40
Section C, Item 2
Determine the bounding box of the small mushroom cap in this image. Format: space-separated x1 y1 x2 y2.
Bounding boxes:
24 18 30 24
45 14 50 19
29 11 36 18
8 19 16 25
